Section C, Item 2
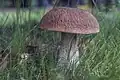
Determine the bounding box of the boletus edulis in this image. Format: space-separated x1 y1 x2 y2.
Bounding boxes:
40 7 99 68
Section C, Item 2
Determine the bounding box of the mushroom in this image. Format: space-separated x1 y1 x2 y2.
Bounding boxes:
40 7 99 68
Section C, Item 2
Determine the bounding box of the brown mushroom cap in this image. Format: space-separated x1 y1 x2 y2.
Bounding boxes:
40 7 99 34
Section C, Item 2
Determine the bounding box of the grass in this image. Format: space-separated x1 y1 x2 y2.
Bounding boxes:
0 8 120 80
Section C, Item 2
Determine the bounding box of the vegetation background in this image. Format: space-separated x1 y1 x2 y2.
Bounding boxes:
0 0 120 80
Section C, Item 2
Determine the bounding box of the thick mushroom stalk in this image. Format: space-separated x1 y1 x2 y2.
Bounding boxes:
40 7 99 68
58 33 79 68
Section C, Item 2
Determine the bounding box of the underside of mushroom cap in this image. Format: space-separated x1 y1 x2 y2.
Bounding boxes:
40 7 99 34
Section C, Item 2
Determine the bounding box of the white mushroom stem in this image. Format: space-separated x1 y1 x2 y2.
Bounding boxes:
57 32 79 68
